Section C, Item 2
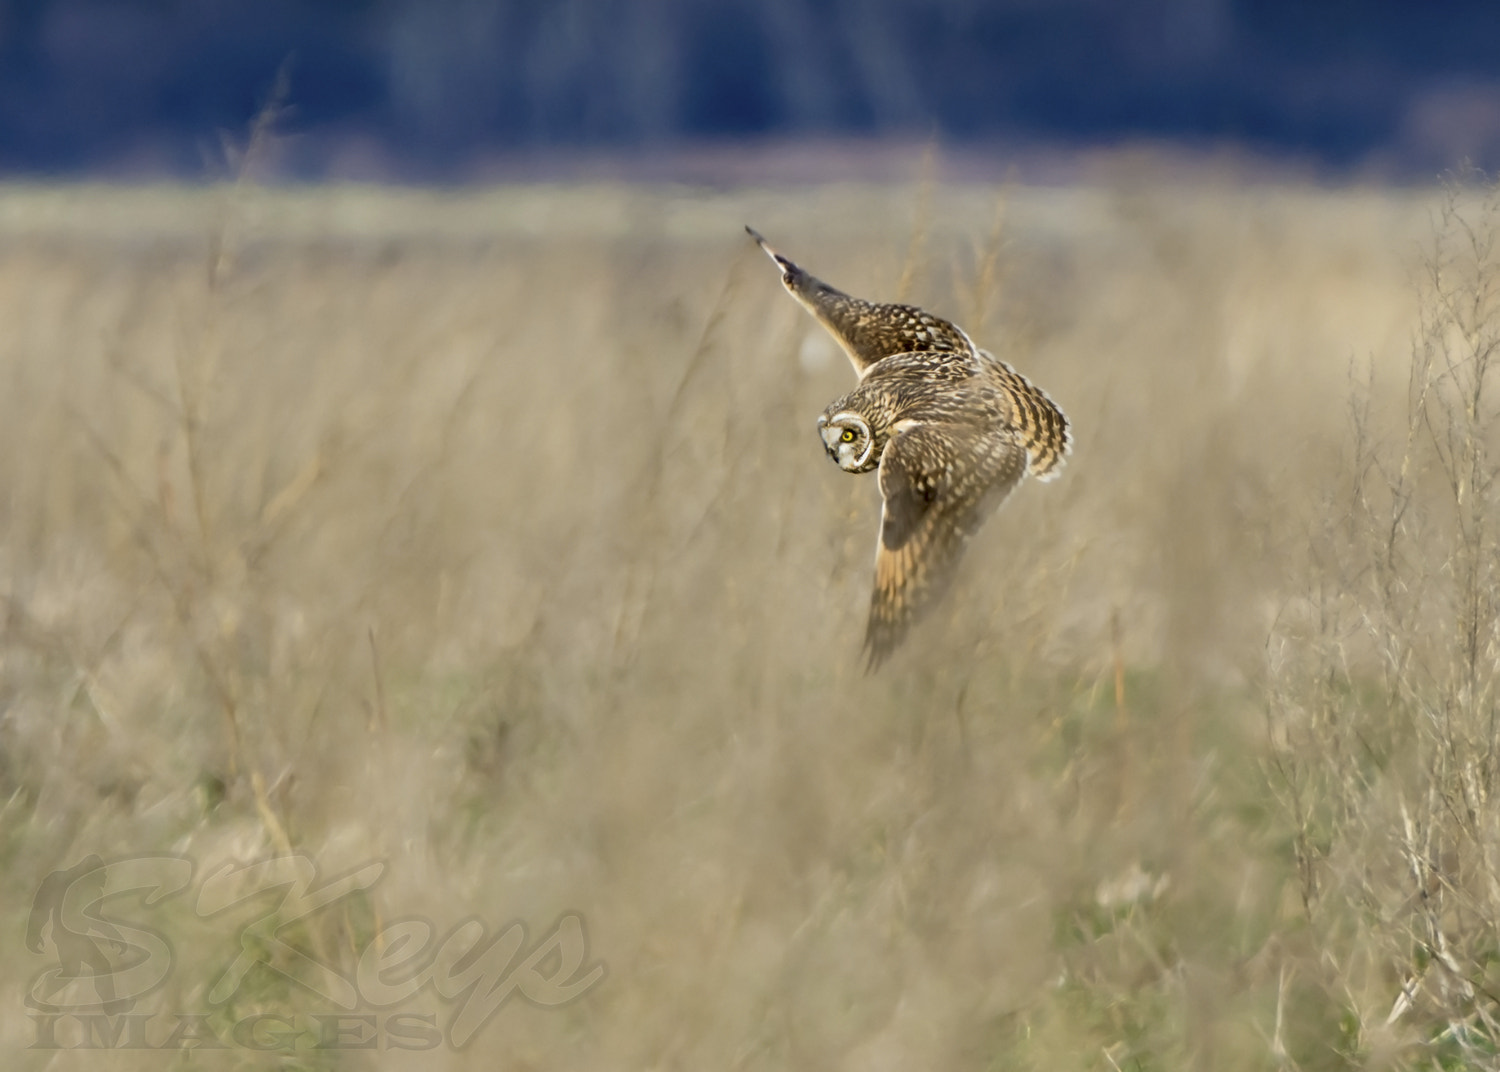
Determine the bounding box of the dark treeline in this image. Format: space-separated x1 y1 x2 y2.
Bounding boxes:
2 0 1499 177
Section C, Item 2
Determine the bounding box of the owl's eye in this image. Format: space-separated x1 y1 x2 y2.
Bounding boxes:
840 429 856 443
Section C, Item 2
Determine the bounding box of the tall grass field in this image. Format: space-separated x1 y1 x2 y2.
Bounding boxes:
2 171 1498 1070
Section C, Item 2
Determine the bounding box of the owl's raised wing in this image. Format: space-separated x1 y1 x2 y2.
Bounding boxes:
864 421 1027 670
747 226 975 377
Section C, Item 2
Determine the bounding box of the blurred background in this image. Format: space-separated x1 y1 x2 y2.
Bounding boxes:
10 5 1500 1071
4 0 1500 181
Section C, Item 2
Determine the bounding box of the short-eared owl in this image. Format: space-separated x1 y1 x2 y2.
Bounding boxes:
748 226 1071 669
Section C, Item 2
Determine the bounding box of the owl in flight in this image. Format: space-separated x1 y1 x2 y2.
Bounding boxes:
747 226 1071 670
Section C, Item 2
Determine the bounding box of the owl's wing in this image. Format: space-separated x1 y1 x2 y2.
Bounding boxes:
747 226 975 378
864 420 1027 671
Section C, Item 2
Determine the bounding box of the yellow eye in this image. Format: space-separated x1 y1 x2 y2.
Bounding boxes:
840 429 856 443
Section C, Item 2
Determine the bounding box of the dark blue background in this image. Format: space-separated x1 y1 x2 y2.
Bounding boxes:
2 0 1496 179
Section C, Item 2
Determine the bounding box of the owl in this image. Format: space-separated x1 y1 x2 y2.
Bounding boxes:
748 226 1071 669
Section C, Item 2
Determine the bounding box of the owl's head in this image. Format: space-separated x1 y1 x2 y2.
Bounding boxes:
818 410 877 472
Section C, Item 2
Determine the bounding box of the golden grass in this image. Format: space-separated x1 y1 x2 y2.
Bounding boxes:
0 172 1472 1069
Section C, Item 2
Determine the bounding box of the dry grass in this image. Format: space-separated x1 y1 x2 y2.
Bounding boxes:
0 166 1477 1070
1268 174 1500 1070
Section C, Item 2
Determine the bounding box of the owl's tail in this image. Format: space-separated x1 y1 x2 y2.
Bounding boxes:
985 352 1072 481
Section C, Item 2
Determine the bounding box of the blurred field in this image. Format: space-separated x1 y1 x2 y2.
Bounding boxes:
0 172 1488 1070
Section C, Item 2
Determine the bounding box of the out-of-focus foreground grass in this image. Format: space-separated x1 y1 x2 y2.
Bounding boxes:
0 172 1491 1070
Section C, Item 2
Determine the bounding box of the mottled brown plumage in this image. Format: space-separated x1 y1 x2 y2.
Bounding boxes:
866 415 1028 667
749 226 1071 669
746 226 974 375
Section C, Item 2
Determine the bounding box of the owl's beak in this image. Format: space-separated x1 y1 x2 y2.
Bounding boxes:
816 417 836 459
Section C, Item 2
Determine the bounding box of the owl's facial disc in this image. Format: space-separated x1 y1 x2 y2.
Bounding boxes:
818 412 874 471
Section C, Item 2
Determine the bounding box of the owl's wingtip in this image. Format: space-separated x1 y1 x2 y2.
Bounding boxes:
745 225 797 274
745 225 773 257
861 625 900 674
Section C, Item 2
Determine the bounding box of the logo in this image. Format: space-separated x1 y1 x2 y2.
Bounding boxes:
25 854 605 1051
